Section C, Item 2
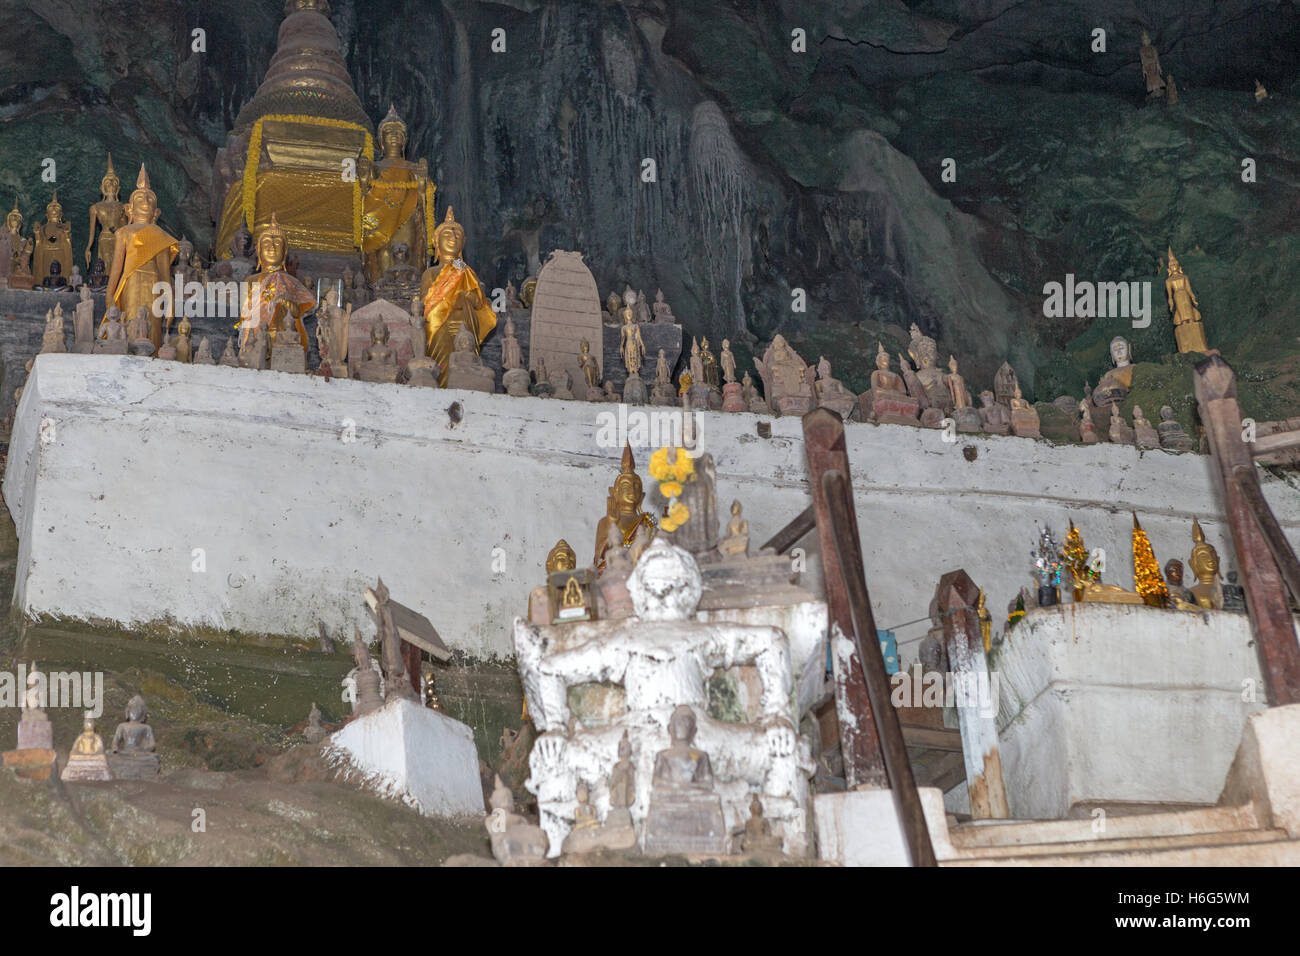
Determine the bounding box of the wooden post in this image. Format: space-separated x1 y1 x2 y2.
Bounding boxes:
760 505 816 555
803 408 888 789
935 570 1009 819
1194 355 1300 706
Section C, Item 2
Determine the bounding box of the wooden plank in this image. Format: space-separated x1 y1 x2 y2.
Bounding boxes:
900 724 964 753
802 409 888 789
760 504 816 556
1234 470 1300 607
1194 355 1300 706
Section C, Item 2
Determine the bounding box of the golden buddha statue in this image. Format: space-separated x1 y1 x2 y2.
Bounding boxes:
6 200 33 288
85 153 128 269
1188 517 1223 609
239 213 315 350
546 539 577 575
1166 247 1208 353
71 717 106 756
107 166 178 349
594 443 657 568
421 207 497 385
32 191 73 286
361 105 435 283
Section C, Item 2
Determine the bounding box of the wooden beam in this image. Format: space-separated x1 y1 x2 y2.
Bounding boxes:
760 505 816 555
1248 429 1300 458
1194 355 1300 706
900 724 964 753
1233 468 1300 607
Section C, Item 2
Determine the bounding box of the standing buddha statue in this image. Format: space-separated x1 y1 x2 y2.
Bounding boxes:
1166 247 1208 353
6 200 33 288
107 165 178 349
361 105 435 284
421 207 497 385
239 213 315 350
593 443 657 568
32 192 73 286
85 153 128 270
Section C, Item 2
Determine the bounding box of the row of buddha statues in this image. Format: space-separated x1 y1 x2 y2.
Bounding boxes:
0 665 159 782
1139 30 1271 108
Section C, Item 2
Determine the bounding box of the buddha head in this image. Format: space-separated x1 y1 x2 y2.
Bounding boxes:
545 538 576 574
434 207 465 263
45 192 63 224
1109 336 1131 368
624 289 637 307
371 320 389 346
607 444 645 518
100 153 120 200
285 0 330 14
982 390 997 409
948 355 959 374
875 342 891 371
389 241 410 267
1141 30 1151 46
128 165 157 225
1166 246 1183 276
178 316 192 337
231 219 253 258
6 200 21 233
1189 518 1221 583
125 695 147 724
667 705 698 746
256 213 287 272
378 105 408 161
1164 558 1185 587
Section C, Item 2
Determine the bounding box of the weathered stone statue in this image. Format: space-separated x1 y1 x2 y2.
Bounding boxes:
348 627 384 716
1189 518 1223 609
740 794 784 856
193 336 216 365
6 200 34 289
754 334 815 416
550 365 574 400
86 257 107 293
634 289 652 325
71 285 96 353
422 207 497 385
445 324 496 392
108 695 160 778
39 308 66 355
993 361 1019 407
501 315 531 396
88 155 130 270
373 240 422 303
33 192 74 287
1108 403 1134 444
1157 406 1194 452
579 338 601 397
485 774 549 866
743 370 768 414
700 338 720 391
1093 336 1134 409
240 325 269 370
108 166 178 349
718 500 750 558
594 444 657 568
1011 387 1041 438
689 337 705 384
907 324 951 413
211 219 256 281
304 702 326 744
12 663 54 752
1078 400 1099 443
652 289 675 324
62 717 112 782
1133 405 1159 449
644 705 729 855
96 306 127 354
813 355 857 419
1166 248 1208 353
560 781 601 854
651 348 675 405
719 339 737 385
356 320 399 384
1139 30 1164 96
979 390 1011 435
861 342 918 425
219 337 240 367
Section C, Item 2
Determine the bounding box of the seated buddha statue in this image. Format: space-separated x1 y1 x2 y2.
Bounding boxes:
862 341 919 424
644 705 728 856
108 694 160 778
32 191 74 289
374 240 422 302
421 206 497 386
362 105 434 284
593 443 657 568
107 166 178 349
238 213 315 351
1093 336 1134 409
907 323 951 413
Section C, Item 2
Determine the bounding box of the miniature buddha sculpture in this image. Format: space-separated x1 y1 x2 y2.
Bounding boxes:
1139 30 1164 96
348 627 384 716
1222 571 1247 613
719 339 737 385
485 774 549 865
644 705 729 855
6 200 34 289
86 257 107 292
445 323 495 392
422 207 497 386
108 694 160 778
107 166 178 349
633 289 651 325
374 240 422 302
861 342 914 424
689 337 704 384
217 220 256 281
72 285 96 352
744 370 769 414
755 334 815 416
1133 405 1159 448
550 365 574 400
812 355 856 419
1157 406 1194 452
362 105 434 284
1166 248 1208 353
240 325 270 370
96 307 127 354
1078 399 1099 443
650 348 675 405
619 288 637 328
700 338 720 390
175 236 194 281
33 192 74 288
1189 518 1223 610
43 258 69 290
993 361 1019 407
219 337 240 367
740 794 784 856
718 500 750 558
1255 79 1267 104
502 315 524 371
620 309 646 377
597 732 638 850
907 324 951 413
193 336 216 365
304 702 326 745
653 288 675 324
1093 336 1134 409
1010 386 1041 438
14 663 54 753
579 338 601 395
1163 559 1198 609
1109 403 1135 444
976 390 1010 435
174 317 193 363
604 290 622 322
239 213 314 351
357 319 399 384
593 443 657 568
62 717 112 782
39 308 66 355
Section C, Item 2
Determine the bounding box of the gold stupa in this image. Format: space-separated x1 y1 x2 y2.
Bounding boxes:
213 0 376 258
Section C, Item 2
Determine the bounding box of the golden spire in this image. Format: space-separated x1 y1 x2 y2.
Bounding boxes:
262 211 286 240
1192 515 1204 543
1167 245 1180 272
621 441 636 475
105 151 116 178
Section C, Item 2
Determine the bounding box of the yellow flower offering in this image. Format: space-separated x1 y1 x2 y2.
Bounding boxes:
659 480 683 499
660 500 691 533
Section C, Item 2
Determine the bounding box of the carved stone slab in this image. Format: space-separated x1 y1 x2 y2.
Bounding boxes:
528 251 603 392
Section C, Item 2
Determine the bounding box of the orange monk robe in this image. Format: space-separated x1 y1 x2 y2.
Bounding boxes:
423 260 497 384
110 224 178 344
361 165 427 257
239 269 316 350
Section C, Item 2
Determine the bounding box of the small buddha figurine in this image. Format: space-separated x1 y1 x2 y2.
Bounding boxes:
1139 30 1165 96
1010 386 1041 438
620 309 645 376
304 702 326 745
219 337 240 367
374 240 422 301
1221 571 1247 613
174 316 193 363
604 290 622 321
108 694 160 778
1255 79 1267 104
619 288 638 327
445 323 496 391
193 336 216 365
689 337 705 384
363 321 396 365
718 499 750 558
421 207 497 386
42 259 69 289
579 338 601 393
1094 336 1134 408
484 774 549 865
644 705 728 855
96 306 126 353
560 780 603 854
33 191 74 287
978 390 1011 435
1164 559 1198 610
86 256 107 292
653 289 675 324
593 443 657 567
239 213 314 351
62 716 112 781
1109 403 1133 444
634 289 652 325
946 355 973 409
1157 406 1194 452
700 337 720 390
1188 518 1223 609
653 350 671 387
720 339 737 385
755 334 815 416
502 315 524 370
1133 405 1159 448
107 166 178 349
993 361 1019 407
740 794 784 856
1166 248 1208 353
550 365 574 400
907 324 951 412
6 199 34 288
977 590 992 652
1078 399 1099 443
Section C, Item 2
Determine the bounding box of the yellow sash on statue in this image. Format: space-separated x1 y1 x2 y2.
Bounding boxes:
423 261 498 351
361 167 426 254
113 225 178 303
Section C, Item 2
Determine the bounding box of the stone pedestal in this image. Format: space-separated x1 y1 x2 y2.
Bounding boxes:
61 752 112 782
129 339 156 358
650 382 676 406
919 407 944 428
95 339 129 355
687 383 711 409
621 373 647 405
17 714 53 750
325 697 484 818
503 367 531 397
644 787 729 855
773 393 813 417
271 345 307 374
1 748 57 780
108 751 160 779
863 390 919 426
406 358 439 388
721 381 745 412
356 359 398 384
1011 407 1041 438
447 362 496 393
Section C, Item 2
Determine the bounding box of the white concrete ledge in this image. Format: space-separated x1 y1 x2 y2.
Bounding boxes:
6 354 1299 657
